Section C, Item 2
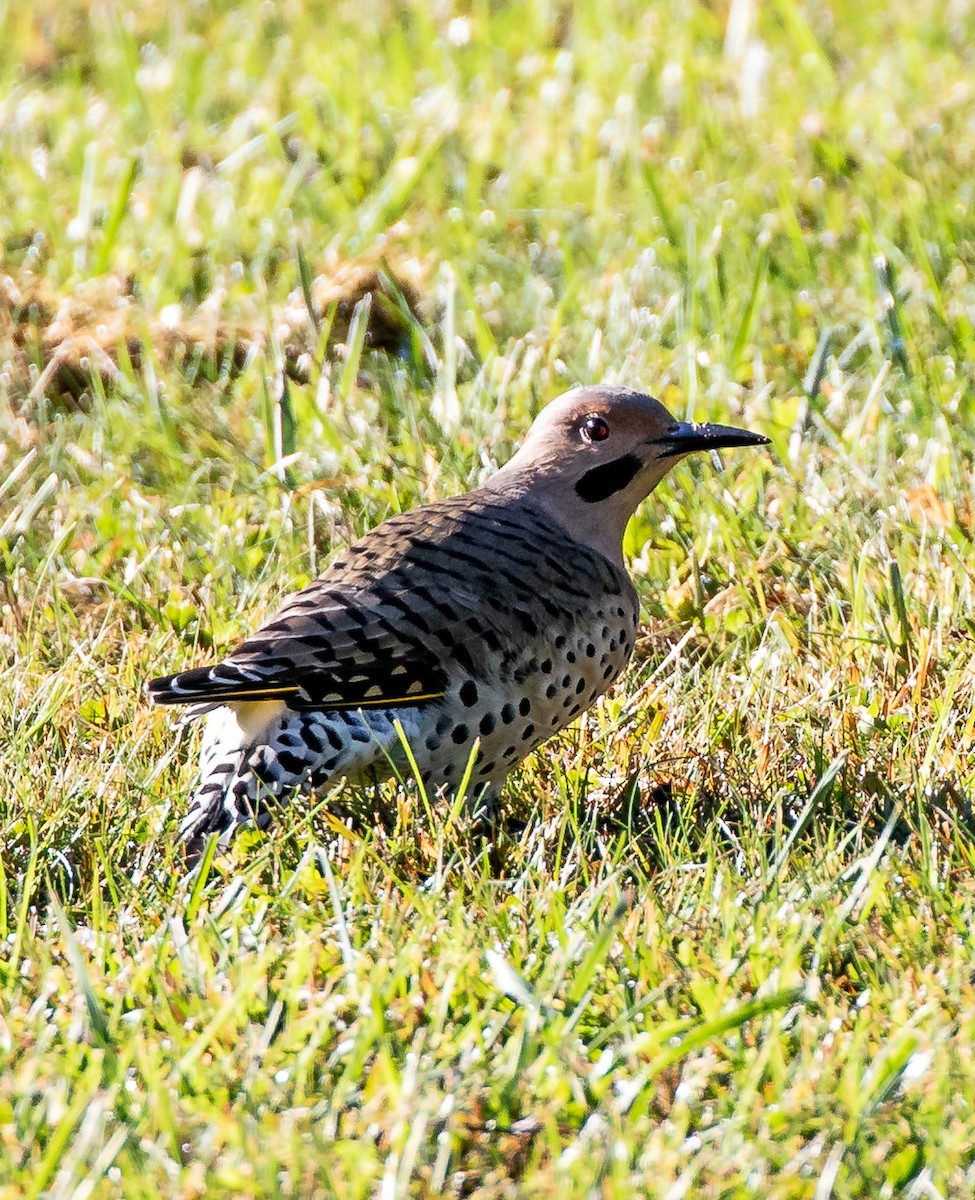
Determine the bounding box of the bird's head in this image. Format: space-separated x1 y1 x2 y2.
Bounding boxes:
489 385 770 563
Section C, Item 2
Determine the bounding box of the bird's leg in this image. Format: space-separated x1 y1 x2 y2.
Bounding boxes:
468 783 502 837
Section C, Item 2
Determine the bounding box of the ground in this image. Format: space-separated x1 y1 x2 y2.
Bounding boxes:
3 0 975 1195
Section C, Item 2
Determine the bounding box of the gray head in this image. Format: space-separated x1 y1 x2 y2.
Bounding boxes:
486 386 769 564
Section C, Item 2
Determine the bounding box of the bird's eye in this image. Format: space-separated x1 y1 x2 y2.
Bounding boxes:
581 415 610 443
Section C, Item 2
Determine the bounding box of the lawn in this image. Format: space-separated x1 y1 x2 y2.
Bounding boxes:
3 0 975 1195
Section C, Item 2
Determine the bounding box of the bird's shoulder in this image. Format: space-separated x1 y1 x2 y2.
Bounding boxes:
325 489 631 593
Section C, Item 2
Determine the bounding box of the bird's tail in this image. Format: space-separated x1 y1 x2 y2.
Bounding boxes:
148 664 300 707
178 709 279 866
178 756 243 866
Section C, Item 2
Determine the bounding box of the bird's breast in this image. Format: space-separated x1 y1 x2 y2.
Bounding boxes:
410 589 639 789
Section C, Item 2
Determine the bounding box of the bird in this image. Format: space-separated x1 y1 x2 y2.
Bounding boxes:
149 386 769 861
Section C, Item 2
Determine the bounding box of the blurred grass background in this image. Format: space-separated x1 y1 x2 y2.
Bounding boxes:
3 0 975 1195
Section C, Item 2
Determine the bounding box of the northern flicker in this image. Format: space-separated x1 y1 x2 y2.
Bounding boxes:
149 386 769 860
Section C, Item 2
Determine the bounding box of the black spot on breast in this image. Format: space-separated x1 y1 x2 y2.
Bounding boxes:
425 734 441 751
326 725 343 751
540 658 553 674
303 728 325 753
309 757 338 787
585 643 596 658
480 712 496 736
575 453 642 503
436 713 453 735
575 677 586 694
277 750 306 775
545 683 558 699
451 723 470 744
519 697 531 716
501 703 516 724
522 723 535 740
460 680 479 707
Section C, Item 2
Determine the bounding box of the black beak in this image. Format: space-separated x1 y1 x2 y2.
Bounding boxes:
651 420 770 458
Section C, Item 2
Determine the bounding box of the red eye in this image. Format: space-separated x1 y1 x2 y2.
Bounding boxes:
581 415 610 443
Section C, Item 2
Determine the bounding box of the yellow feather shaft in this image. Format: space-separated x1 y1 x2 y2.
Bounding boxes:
210 686 300 700
350 691 446 708
203 687 444 707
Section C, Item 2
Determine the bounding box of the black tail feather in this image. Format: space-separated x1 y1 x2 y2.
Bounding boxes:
147 666 299 706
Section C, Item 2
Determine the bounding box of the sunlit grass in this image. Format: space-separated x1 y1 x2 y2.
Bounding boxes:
3 0 975 1195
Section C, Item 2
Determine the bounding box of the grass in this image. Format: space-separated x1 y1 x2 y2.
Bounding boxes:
3 0 975 1194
